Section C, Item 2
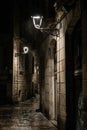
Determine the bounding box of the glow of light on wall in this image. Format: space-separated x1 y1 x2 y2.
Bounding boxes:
34 67 36 73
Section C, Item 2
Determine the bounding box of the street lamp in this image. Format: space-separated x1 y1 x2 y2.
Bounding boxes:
23 46 29 54
31 5 68 37
31 15 60 37
15 46 29 57
31 16 43 29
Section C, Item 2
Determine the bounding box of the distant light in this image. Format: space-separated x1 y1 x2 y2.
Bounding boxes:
23 46 29 54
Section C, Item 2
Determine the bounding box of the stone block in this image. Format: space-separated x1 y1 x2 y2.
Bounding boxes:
60 71 65 83
60 60 65 72
57 72 60 82
57 62 60 72
60 36 65 49
60 48 65 61
57 51 60 62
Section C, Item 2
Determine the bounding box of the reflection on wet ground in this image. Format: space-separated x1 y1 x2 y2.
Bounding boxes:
0 96 58 130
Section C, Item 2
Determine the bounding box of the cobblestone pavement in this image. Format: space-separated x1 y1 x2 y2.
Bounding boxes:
0 97 58 130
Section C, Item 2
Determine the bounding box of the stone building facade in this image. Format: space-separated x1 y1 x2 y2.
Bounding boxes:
39 0 87 130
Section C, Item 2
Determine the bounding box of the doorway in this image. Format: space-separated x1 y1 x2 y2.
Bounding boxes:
65 19 82 130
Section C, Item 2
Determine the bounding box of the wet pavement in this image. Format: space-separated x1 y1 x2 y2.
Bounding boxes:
0 96 58 130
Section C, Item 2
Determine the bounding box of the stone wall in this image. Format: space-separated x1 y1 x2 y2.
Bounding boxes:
56 21 66 130
12 38 33 102
40 2 81 130
12 0 33 102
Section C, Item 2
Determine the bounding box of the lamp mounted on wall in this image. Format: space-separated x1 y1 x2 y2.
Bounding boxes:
31 5 68 37
31 15 60 37
23 46 29 54
15 46 29 57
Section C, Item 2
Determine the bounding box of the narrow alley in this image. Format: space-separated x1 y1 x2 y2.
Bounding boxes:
0 95 57 130
0 0 87 130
